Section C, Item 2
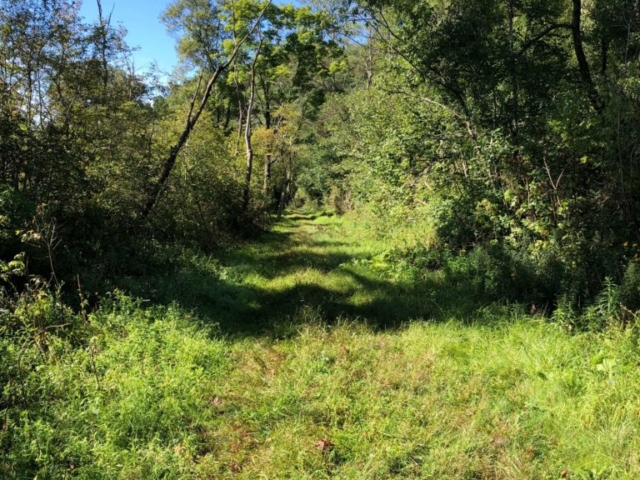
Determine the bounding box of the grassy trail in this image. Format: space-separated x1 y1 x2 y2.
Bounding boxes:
133 211 441 337
140 212 640 479
213 211 435 334
5 213 640 479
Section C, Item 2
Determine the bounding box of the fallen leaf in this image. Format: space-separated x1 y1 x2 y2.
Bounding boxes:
315 439 335 452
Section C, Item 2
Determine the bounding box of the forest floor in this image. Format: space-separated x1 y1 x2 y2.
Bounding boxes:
5 213 640 479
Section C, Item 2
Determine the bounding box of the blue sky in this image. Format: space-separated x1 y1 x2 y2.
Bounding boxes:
79 0 179 78
79 0 302 81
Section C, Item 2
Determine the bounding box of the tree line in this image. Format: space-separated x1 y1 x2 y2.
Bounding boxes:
0 0 344 293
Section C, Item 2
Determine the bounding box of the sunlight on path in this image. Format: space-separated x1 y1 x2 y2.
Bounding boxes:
222 212 434 332
67 212 640 479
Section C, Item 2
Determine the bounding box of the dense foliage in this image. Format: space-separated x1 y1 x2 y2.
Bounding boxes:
0 0 342 288
303 0 640 315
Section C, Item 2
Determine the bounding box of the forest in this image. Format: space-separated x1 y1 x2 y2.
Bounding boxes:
3 0 640 478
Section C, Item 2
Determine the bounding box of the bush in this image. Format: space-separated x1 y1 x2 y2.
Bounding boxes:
621 261 640 311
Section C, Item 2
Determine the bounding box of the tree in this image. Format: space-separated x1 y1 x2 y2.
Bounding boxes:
141 0 272 220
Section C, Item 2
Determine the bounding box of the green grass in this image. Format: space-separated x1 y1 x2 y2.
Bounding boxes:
3 212 640 478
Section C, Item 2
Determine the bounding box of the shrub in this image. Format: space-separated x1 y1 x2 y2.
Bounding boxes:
621 261 640 311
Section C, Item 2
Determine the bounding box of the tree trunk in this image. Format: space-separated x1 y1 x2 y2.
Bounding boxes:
277 152 294 218
277 171 290 218
140 2 270 221
366 25 374 89
264 154 271 194
508 0 518 136
263 154 278 196
96 0 110 97
242 38 264 212
571 0 602 112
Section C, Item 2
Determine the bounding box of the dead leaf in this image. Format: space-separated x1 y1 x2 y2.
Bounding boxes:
315 439 335 452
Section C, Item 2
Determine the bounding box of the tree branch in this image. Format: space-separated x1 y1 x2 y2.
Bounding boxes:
519 23 573 55
141 0 272 221
366 8 473 121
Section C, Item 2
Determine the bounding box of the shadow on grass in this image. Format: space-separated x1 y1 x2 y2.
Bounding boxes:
286 212 335 222
116 213 493 337
227 249 355 279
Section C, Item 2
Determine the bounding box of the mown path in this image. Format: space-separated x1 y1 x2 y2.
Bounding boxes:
132 212 441 336
214 212 436 334
118 213 640 479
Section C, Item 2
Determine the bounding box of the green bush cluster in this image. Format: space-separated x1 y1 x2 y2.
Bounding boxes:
290 0 640 327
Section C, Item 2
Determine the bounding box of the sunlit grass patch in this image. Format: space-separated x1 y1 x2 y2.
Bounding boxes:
191 319 640 479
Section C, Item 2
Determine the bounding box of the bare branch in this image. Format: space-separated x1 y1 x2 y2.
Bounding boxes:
543 157 565 191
